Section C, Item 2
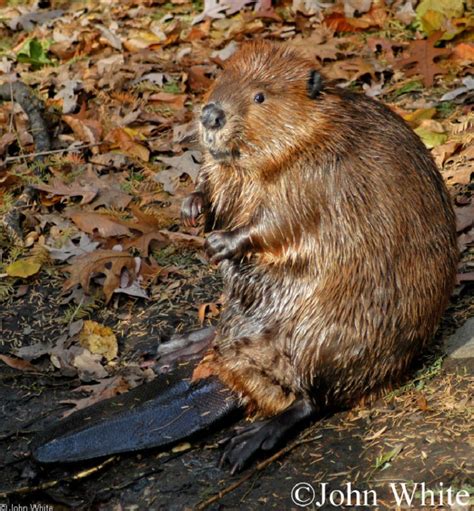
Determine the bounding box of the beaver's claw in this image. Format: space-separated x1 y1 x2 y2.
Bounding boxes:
205 230 249 263
220 398 316 473
220 420 283 474
181 192 204 227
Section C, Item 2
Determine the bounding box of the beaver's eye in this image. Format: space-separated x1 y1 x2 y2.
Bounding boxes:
254 92 265 104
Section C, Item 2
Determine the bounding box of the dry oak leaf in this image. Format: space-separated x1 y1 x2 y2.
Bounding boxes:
106 127 150 162
63 250 137 303
61 376 130 417
123 231 167 256
82 167 132 210
32 176 98 204
393 32 451 87
68 211 133 238
455 203 474 233
63 112 103 145
148 92 187 111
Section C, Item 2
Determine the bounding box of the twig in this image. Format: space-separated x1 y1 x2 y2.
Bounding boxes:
0 456 116 498
196 430 322 510
4 144 95 163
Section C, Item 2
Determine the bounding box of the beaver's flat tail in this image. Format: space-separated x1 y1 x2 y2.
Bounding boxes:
31 366 240 463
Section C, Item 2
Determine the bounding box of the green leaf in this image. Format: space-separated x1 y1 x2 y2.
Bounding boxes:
414 126 448 148
394 81 423 97
374 444 403 470
16 38 53 68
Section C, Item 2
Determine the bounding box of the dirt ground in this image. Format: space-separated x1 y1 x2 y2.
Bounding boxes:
0 253 472 510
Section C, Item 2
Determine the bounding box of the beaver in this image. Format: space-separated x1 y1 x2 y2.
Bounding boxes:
32 41 458 473
182 40 458 468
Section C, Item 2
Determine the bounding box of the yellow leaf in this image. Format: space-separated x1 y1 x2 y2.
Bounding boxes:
416 0 465 35
79 320 118 361
403 108 437 127
414 126 448 149
6 258 41 278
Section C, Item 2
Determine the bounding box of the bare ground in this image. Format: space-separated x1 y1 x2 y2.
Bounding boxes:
0 255 472 511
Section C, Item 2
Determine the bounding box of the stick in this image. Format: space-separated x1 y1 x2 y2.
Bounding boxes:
196 431 322 510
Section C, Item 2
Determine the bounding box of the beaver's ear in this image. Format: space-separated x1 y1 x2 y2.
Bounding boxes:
307 70 323 99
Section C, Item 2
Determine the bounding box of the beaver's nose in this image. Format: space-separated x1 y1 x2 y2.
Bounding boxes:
201 103 226 130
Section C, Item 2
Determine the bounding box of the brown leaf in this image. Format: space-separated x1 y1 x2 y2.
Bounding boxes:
32 177 98 204
123 231 167 256
106 127 150 162
63 250 137 303
82 167 132 210
455 203 474 232
63 112 103 145
61 376 130 417
68 211 133 238
0 354 35 372
458 228 474 253
432 141 461 167
0 133 16 157
148 92 187 111
187 66 213 93
393 32 451 87
457 271 474 283
156 150 202 193
324 57 377 82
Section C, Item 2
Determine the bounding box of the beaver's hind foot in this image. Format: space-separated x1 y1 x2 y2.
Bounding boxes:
220 398 316 474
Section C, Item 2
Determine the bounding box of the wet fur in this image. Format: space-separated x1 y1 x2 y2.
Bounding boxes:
192 41 458 417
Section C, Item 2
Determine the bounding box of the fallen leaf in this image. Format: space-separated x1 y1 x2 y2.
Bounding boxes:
48 233 100 261
63 111 103 145
455 203 474 232
55 80 82 114
441 76 474 101
0 354 35 372
453 43 474 62
123 231 167 256
68 211 133 238
32 177 98 204
63 250 137 303
415 0 465 36
432 140 461 167
156 150 202 193
393 32 451 87
458 228 474 253
414 123 447 148
79 320 118 361
106 127 150 161
6 258 41 278
61 376 130 417
149 92 187 111
70 347 108 381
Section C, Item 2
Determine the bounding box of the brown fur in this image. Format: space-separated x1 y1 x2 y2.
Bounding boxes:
190 41 458 418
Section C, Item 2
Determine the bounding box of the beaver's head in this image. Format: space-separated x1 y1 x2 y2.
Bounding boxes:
199 41 324 168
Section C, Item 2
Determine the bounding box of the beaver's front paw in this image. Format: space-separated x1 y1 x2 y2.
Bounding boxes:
181 192 204 227
205 230 249 263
